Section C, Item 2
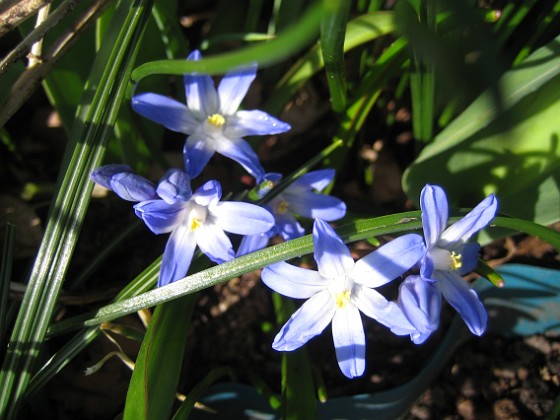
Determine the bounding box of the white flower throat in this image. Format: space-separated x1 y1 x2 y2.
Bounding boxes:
430 247 463 271
330 276 353 309
185 203 208 232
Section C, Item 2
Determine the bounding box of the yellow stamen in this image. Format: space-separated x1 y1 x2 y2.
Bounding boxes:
207 113 226 127
334 290 351 309
189 217 203 231
450 251 462 271
276 200 289 214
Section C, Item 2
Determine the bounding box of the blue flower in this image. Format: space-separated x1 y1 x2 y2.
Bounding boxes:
131 50 291 180
261 219 425 378
237 170 347 255
399 184 498 341
91 166 275 287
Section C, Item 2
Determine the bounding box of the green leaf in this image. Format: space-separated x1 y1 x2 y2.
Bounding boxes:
124 295 197 420
320 0 351 113
130 2 327 82
403 34 560 229
264 11 396 115
273 294 317 420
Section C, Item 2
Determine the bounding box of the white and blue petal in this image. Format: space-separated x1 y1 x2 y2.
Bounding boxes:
331 305 365 378
156 169 192 204
352 286 414 336
214 137 265 181
282 191 346 221
158 225 196 287
398 276 441 344
439 194 498 246
90 164 133 190
272 290 335 351
184 50 219 119
351 234 425 288
131 93 199 134
109 172 158 202
313 219 354 279
420 184 449 248
290 169 335 192
184 133 216 179
133 200 185 234
224 110 291 138
195 222 235 264
435 271 488 336
192 180 222 207
217 64 257 115
261 261 326 299
212 202 274 235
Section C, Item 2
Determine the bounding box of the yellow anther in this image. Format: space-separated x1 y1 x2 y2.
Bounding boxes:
189 217 203 231
207 113 226 127
334 290 351 309
450 251 462 271
276 200 289 214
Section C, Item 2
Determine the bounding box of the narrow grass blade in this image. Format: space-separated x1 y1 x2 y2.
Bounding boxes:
0 223 16 341
0 1 155 417
123 295 197 420
320 0 351 113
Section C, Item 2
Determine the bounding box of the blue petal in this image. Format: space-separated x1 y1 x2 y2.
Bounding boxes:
212 202 274 235
91 164 133 190
192 180 222 207
110 172 158 202
214 137 265 180
184 134 215 179
195 222 235 264
133 200 184 234
332 305 365 378
272 290 335 351
435 271 488 335
439 194 498 246
351 234 425 288
457 242 480 275
158 225 196 287
398 276 441 344
237 231 273 256
352 286 415 335
290 169 335 192
420 184 449 248
184 51 219 119
313 219 354 279
282 191 346 221
217 64 257 115
276 212 305 240
131 93 199 133
262 262 326 299
156 169 192 204
225 110 291 137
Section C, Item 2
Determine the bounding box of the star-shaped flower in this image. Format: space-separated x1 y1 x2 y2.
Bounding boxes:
399 184 498 342
131 50 291 180
91 165 275 286
237 170 347 255
261 219 425 378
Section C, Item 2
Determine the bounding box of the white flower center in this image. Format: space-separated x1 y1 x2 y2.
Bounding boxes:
430 247 462 271
185 203 207 232
334 290 352 309
330 276 354 309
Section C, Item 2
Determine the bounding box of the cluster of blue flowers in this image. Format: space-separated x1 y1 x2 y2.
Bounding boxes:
91 51 498 379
